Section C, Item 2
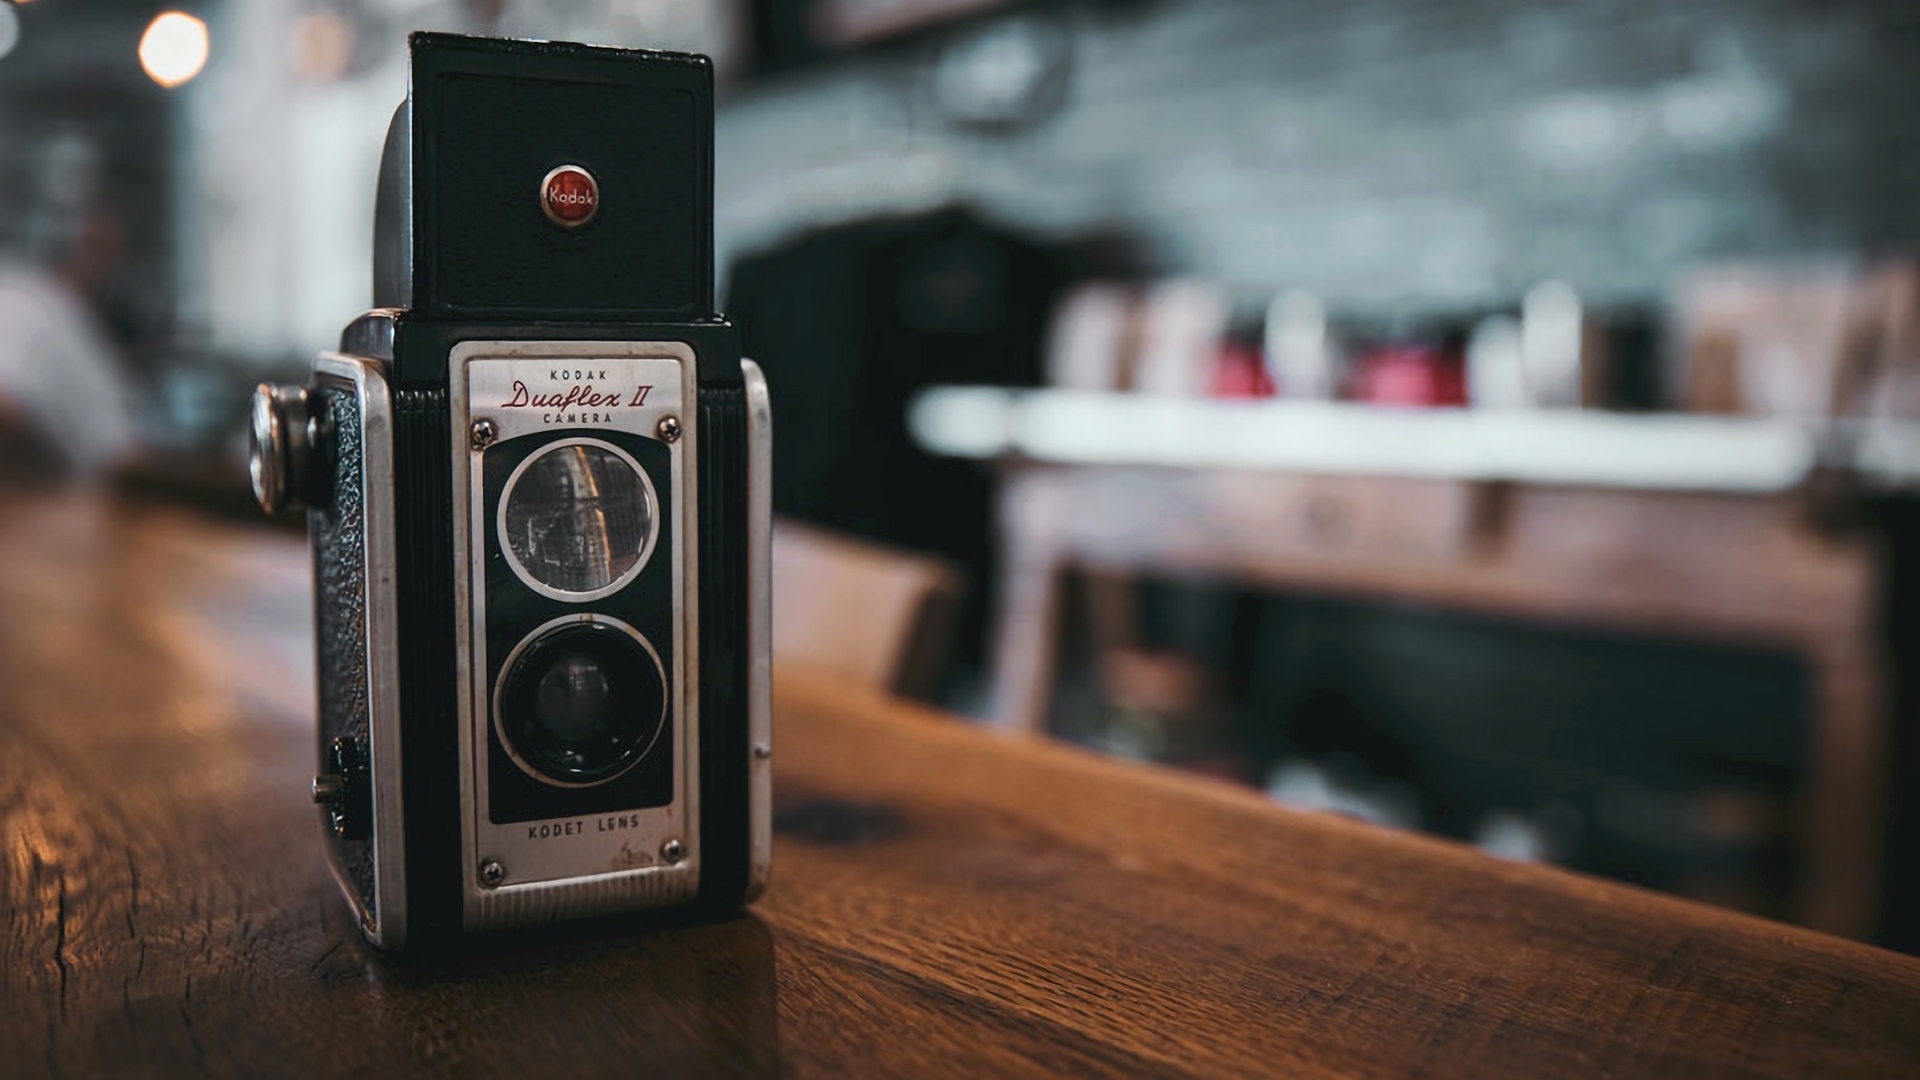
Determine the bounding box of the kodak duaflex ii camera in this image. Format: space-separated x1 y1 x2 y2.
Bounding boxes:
248 33 771 948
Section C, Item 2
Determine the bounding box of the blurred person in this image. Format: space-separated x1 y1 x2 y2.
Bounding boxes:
0 200 138 482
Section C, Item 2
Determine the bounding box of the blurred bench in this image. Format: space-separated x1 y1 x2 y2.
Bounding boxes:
908 388 1904 940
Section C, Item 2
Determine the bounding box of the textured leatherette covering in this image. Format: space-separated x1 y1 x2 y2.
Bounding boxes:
311 382 377 911
406 34 714 323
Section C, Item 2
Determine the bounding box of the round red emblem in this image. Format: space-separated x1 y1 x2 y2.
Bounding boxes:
540 164 599 227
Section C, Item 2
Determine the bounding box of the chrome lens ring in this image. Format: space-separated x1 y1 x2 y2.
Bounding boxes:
493 615 667 788
496 437 659 602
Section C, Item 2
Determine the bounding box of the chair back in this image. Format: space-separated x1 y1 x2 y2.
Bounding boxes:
772 519 963 698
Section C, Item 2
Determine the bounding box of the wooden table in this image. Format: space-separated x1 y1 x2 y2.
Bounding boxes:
4 491 1918 1078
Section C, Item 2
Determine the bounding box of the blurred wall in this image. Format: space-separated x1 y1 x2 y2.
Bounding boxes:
166 0 1920 362
718 0 1920 315
0 0 181 357
188 1 409 365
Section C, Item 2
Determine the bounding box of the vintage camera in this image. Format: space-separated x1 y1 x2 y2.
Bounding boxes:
248 33 770 948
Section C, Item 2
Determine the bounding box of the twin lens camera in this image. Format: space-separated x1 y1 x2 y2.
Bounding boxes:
248 33 770 948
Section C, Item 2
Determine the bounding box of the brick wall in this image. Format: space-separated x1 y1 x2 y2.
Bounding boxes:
716 0 1920 316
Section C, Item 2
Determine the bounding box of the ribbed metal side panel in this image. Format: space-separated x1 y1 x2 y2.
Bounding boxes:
696 382 751 906
391 387 461 941
469 868 699 931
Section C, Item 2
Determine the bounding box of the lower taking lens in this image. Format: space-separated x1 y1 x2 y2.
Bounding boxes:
496 620 666 786
533 654 613 744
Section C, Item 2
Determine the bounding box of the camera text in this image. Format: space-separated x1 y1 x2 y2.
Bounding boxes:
525 812 654 841
500 376 654 425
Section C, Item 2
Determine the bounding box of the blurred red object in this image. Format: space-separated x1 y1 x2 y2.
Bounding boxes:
1351 343 1467 407
1210 342 1276 398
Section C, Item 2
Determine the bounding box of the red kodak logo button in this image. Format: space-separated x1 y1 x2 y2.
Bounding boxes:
541 164 599 228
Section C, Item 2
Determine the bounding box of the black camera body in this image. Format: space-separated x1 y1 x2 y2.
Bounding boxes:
250 34 770 948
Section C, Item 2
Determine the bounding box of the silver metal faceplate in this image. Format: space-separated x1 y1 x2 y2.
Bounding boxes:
450 341 700 930
313 351 408 949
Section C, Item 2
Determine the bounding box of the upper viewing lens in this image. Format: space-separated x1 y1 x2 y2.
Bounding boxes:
502 442 652 595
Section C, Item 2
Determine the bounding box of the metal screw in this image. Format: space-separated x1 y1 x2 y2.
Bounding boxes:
753 742 772 760
660 839 685 864
311 774 344 804
470 418 498 450
656 415 681 443
479 858 506 888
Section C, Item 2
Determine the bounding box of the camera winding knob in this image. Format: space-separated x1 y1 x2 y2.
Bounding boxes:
311 736 370 840
249 383 324 515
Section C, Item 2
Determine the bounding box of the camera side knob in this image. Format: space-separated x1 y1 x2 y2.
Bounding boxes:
312 736 371 840
249 383 326 515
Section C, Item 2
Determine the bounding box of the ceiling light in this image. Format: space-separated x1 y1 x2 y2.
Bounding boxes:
139 11 210 89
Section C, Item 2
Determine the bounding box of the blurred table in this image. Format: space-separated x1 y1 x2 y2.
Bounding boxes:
3 491 1918 1078
909 390 1894 939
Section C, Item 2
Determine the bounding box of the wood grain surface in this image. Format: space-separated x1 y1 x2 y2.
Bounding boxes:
3 491 1918 1079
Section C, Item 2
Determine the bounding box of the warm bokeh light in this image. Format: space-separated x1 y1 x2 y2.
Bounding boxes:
138 11 209 89
290 10 352 82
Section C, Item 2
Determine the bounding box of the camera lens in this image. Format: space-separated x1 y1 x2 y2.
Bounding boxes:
500 440 655 598
496 620 666 786
534 655 613 741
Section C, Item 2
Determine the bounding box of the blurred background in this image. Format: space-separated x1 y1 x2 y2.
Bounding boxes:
1 0 1918 950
